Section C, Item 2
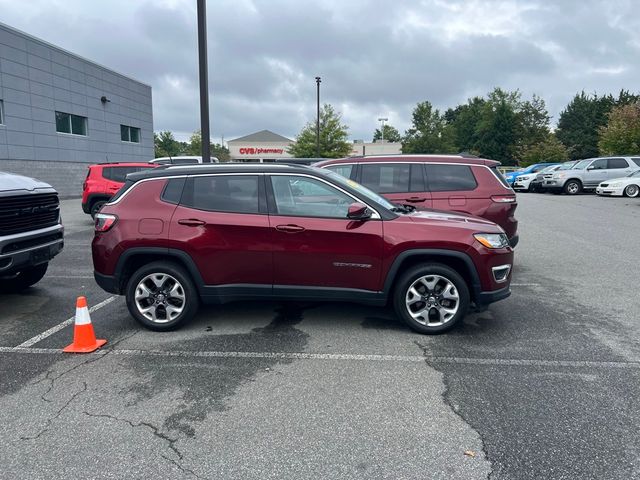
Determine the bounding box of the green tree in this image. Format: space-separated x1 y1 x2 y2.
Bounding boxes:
446 97 486 153
373 124 401 143
555 92 616 160
154 131 182 157
517 94 551 147
288 104 352 158
402 101 456 154
474 89 520 164
518 134 569 166
187 129 231 161
598 102 640 155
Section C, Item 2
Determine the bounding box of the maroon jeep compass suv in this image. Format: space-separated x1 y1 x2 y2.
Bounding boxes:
92 164 513 334
315 155 519 247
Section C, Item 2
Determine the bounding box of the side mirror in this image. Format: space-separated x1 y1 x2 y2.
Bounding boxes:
347 202 371 220
587 166 595 170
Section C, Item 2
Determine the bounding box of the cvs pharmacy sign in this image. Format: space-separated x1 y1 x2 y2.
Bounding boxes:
239 147 285 155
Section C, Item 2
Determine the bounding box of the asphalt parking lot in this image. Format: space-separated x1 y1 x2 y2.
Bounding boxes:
1 192 639 479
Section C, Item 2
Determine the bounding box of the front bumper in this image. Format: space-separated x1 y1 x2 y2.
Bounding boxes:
0 224 64 275
596 186 623 196
476 285 511 306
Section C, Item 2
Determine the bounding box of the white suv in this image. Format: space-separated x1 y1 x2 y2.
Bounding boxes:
544 157 640 195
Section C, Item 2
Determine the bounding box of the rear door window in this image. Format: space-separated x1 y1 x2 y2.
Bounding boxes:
425 164 478 191
181 175 261 214
324 164 354 179
360 163 411 193
607 158 629 169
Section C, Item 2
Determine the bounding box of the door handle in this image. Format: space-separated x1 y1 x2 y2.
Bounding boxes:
178 218 206 227
275 224 305 233
405 197 426 203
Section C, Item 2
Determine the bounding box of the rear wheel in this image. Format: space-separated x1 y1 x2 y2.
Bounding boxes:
0 263 48 292
90 200 107 219
125 261 199 331
393 263 470 334
564 180 581 195
624 184 639 198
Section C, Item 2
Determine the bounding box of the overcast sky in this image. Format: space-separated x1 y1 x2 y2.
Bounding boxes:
2 0 639 143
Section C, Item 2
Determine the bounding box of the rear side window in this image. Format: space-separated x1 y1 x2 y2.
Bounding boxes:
161 178 186 204
324 164 354 179
425 164 478 191
361 163 411 193
181 175 260 214
607 158 628 169
490 167 511 188
632 158 640 167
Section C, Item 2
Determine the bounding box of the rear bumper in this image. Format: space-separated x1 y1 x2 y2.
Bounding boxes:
94 271 120 294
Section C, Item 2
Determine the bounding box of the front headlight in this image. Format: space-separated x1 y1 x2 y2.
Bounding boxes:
474 233 509 249
555 173 566 179
608 182 622 187
518 175 531 180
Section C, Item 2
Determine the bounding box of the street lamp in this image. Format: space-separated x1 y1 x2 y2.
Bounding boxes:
197 0 211 163
315 76 321 157
378 117 388 143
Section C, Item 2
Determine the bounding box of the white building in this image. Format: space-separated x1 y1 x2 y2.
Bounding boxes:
227 130 293 161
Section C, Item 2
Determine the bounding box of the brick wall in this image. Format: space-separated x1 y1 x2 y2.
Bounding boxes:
1 158 88 198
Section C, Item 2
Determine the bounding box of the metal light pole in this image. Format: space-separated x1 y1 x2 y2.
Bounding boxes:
197 0 211 163
315 76 321 158
378 117 388 143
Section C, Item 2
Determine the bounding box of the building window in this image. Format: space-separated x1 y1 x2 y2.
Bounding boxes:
55 111 87 136
0 100 4 125
121 125 141 143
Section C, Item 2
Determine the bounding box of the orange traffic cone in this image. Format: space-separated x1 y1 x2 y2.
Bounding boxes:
63 296 107 353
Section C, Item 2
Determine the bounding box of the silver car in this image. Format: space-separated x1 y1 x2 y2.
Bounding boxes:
543 157 640 195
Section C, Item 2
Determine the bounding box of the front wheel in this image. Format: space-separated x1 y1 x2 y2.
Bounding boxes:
0 263 48 292
393 263 470 334
624 184 639 198
125 261 199 331
564 180 581 195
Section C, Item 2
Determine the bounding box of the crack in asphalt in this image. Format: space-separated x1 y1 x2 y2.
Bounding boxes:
81 410 203 479
20 381 88 441
414 340 494 479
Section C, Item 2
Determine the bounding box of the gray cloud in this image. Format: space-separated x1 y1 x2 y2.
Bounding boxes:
2 0 638 142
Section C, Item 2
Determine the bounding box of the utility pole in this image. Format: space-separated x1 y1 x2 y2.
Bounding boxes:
315 76 321 158
378 117 388 143
197 0 211 163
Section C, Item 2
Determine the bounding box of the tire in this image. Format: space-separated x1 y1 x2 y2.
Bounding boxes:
393 263 470 334
125 261 199 331
563 180 582 195
0 263 48 293
624 184 639 198
90 200 107 219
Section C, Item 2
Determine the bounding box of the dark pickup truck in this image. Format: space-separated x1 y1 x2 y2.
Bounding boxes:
0 171 64 291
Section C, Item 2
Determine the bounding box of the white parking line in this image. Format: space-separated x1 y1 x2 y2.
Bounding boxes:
0 346 638 369
510 283 541 286
45 275 94 279
16 296 118 348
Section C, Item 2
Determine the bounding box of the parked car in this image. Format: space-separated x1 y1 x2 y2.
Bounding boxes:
0 171 64 292
150 156 219 165
314 155 519 247
92 164 513 334
528 161 577 192
544 157 640 195
82 162 158 218
503 163 558 186
513 163 560 192
596 170 640 197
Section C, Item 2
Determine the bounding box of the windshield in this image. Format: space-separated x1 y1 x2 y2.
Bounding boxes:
573 160 592 170
320 169 396 210
557 161 577 171
539 165 557 173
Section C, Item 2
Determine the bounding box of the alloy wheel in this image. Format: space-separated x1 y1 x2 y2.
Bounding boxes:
625 184 639 197
567 182 579 194
405 274 460 326
134 273 185 323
